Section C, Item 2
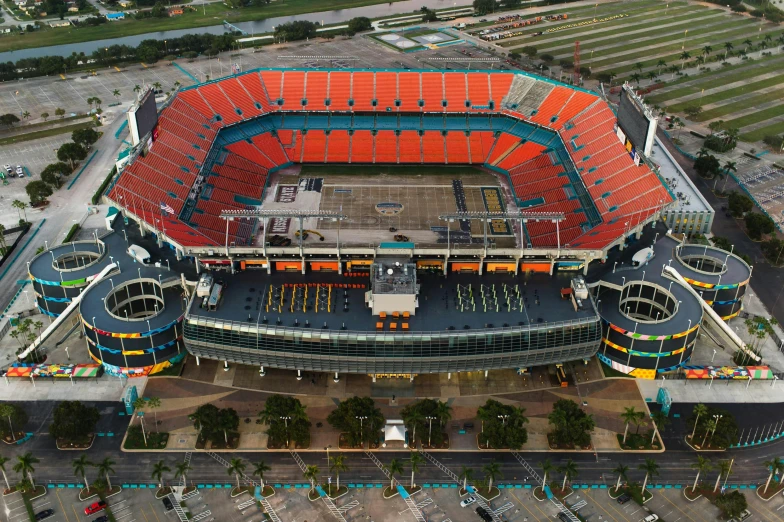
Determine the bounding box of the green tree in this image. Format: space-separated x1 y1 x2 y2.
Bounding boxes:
724 41 734 59
630 73 641 85
558 459 578 491
763 458 783 494
684 105 703 118
409 452 424 488
744 212 775 240
521 46 537 59
620 406 644 444
459 465 474 492
482 460 502 494
72 455 92 490
714 459 732 492
329 454 348 494
650 410 670 443
151 460 170 488
41 112 49 121
548 399 595 448
49 401 100 442
54 108 65 119
228 457 246 490
133 397 149 446
252 460 270 490
347 16 371 35
476 399 529 449
401 399 452 448
146 396 161 433
57 142 87 170
639 458 659 492
539 53 554 64
303 464 319 494
71 127 100 148
13 452 39 488
0 402 27 441
96 457 115 491
728 191 753 217
26 180 53 205
13 199 28 223
327 396 384 448
258 394 310 448
656 59 667 73
690 456 711 492
693 154 721 179
387 458 403 491
112 89 120 99
612 463 628 493
473 0 495 16
715 490 747 519
174 461 192 488
0 114 20 126
22 111 30 120
0 456 10 492
539 459 553 488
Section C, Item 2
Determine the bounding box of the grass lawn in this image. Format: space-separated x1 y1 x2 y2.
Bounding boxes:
298 164 483 177
695 89 784 122
721 104 784 129
123 429 169 450
665 73 784 112
541 16 747 57
740 120 784 142
0 0 410 53
0 121 94 146
646 54 784 102
498 1 683 47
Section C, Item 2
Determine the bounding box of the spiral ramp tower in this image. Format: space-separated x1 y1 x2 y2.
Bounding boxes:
26 225 187 376
590 235 753 379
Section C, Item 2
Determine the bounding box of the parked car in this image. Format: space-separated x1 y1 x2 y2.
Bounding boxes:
34 510 54 521
643 515 659 522
460 496 477 507
84 501 107 515
616 493 631 504
162 497 174 511
15 165 23 176
94 517 109 522
3 164 11 173
476 506 493 522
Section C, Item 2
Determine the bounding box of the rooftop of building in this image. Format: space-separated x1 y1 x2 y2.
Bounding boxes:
186 268 598 334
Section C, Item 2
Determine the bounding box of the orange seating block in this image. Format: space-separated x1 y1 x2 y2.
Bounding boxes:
390 323 397 330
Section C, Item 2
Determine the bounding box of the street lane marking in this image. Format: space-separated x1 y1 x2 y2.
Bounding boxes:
509 490 544 522
147 503 161 522
585 490 620 522
54 489 71 522
657 490 696 522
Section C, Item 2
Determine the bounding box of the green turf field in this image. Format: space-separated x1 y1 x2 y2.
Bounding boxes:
501 0 784 144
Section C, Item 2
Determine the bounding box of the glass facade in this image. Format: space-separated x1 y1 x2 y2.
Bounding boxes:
183 314 602 374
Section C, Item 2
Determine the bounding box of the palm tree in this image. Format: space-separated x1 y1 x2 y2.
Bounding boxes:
13 452 39 489
695 56 705 66
701 419 717 447
112 89 120 99
691 456 711 493
132 397 148 446
608 71 617 86
252 460 270 490
405 408 425 447
680 51 691 69
96 457 115 491
483 460 502 493
650 410 670 444
409 452 424 488
0 404 17 441
634 62 644 73
647 71 657 84
72 455 92 490
303 464 319 494
459 465 474 492
153 81 162 91
639 458 659 493
612 463 628 493
690 404 708 440
174 80 181 89
146 397 161 433
702 45 712 57
387 458 403 491
743 38 753 53
540 459 553 488
435 401 452 429
0 456 10 492
764 34 772 44
763 458 784 494
12 199 28 223
22 111 30 120
724 41 734 60
722 161 737 191
714 459 732 492
696 147 710 158
174 461 192 487
558 459 578 491
228 458 246 490
656 59 667 74
630 73 641 85
668 65 679 79
329 454 349 494
133 84 141 94
620 407 642 444
151 460 171 488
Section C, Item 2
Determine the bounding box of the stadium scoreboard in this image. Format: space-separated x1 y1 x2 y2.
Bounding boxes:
616 83 657 159
127 88 159 147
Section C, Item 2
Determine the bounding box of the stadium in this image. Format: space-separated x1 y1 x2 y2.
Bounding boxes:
98 67 681 378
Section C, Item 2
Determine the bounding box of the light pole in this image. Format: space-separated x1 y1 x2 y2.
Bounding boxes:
280 416 291 448
356 416 367 449
711 349 717 363
426 416 436 447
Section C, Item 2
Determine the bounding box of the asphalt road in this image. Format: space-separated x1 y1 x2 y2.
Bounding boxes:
3 401 784 489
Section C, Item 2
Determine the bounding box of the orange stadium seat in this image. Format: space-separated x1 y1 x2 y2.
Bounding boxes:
445 132 469 164
326 130 350 163
375 72 397 112
374 130 397 163
328 71 352 111
280 71 306 111
305 71 329 111
398 72 421 112
350 130 374 163
398 130 422 163
444 73 467 112
422 131 445 163
351 72 375 112
421 72 444 112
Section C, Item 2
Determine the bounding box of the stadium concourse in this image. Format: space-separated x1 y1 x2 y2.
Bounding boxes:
107 68 672 266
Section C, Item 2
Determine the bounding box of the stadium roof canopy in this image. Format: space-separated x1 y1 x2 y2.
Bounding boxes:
109 68 673 252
